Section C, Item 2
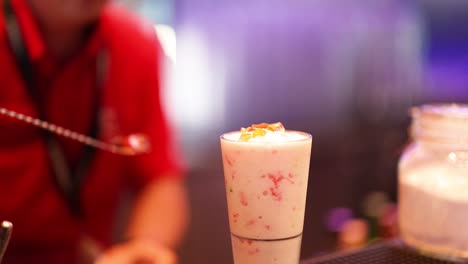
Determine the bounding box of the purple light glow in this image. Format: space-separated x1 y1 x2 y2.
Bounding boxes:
325 207 354 233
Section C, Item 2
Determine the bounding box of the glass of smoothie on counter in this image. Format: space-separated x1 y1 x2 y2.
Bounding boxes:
220 122 312 264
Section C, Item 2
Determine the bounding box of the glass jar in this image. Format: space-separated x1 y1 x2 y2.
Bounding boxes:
398 104 468 259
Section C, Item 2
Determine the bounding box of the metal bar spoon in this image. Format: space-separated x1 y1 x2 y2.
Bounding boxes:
0 107 151 156
0 221 12 263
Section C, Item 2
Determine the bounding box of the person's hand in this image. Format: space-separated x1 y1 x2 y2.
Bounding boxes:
94 239 177 264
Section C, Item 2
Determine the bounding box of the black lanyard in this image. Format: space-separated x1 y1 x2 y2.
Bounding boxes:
2 0 106 217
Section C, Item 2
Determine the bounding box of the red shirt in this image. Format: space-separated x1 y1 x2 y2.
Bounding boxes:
0 1 182 262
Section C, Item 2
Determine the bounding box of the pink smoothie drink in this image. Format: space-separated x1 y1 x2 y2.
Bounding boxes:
221 123 312 263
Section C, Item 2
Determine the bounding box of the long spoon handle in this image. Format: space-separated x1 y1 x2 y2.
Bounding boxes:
0 107 150 156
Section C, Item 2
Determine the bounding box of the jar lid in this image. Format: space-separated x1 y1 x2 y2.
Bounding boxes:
410 103 468 147
412 104 468 120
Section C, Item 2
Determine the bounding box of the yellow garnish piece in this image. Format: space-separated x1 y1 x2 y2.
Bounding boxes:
239 122 285 141
240 133 252 141
252 123 269 129
267 122 285 132
253 128 267 137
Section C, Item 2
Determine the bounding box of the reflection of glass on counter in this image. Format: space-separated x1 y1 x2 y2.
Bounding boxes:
399 104 468 259
230 234 302 264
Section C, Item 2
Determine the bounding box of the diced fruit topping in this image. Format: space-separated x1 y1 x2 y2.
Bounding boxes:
239 122 285 141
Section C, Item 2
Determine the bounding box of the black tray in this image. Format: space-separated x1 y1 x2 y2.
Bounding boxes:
302 240 468 264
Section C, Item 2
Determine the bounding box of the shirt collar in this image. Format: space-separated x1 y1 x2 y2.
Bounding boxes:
10 0 105 63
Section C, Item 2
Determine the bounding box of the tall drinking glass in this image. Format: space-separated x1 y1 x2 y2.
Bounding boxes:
220 125 312 263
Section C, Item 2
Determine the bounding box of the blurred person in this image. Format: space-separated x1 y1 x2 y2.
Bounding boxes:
0 0 188 263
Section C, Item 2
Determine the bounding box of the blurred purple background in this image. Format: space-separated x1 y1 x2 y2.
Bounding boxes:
123 0 468 262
